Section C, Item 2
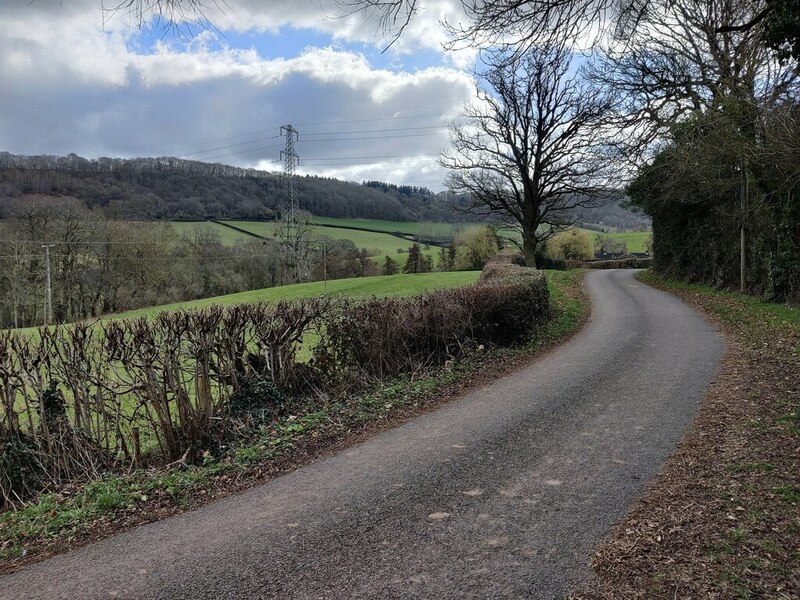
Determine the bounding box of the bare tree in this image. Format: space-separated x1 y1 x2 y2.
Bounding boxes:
99 0 223 31
341 0 800 66
0 231 37 329
590 0 798 164
441 45 615 267
335 0 419 48
338 0 654 52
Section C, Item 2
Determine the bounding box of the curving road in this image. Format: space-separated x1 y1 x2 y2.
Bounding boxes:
0 270 724 600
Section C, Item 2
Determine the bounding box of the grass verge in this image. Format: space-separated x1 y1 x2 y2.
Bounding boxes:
0 269 589 574
570 270 800 600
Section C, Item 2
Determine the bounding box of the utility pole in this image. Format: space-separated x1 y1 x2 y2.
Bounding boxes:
280 124 303 281
321 239 328 292
42 244 55 326
740 159 746 293
307 239 328 291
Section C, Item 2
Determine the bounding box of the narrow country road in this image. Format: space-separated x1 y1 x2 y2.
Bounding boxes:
0 270 724 600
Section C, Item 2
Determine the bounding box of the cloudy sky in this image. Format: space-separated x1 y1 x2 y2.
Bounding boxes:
0 0 479 190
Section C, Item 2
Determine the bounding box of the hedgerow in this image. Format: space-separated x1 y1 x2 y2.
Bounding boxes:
0 266 548 505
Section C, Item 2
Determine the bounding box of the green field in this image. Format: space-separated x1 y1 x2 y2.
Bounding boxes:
10 272 481 338
7 272 481 447
219 220 440 265
222 220 409 254
309 217 478 237
169 221 256 245
109 271 481 320
580 229 651 253
502 227 652 254
168 218 652 256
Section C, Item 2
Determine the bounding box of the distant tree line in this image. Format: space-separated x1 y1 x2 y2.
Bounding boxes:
573 199 650 231
0 153 476 223
0 153 648 230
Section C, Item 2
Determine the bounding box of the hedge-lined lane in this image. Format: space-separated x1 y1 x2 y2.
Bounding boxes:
0 270 724 599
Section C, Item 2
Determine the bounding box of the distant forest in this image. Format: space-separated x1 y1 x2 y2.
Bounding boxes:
0 152 648 229
0 153 474 223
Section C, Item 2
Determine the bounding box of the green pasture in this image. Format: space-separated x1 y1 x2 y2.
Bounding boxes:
580 229 651 253
9 272 480 339
219 220 440 265
170 218 651 257
500 227 651 254
169 221 256 245
223 220 409 254
308 217 480 237
110 271 481 320
5 271 482 450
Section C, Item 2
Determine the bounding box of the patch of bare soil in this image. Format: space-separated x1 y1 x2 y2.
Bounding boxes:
571 284 800 599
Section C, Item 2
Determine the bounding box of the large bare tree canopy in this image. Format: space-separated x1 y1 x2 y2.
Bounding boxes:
338 0 643 50
98 1 800 62
591 0 799 162
341 0 800 59
442 46 615 267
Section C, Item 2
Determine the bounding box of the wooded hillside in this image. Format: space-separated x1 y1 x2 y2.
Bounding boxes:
0 153 471 223
0 153 646 229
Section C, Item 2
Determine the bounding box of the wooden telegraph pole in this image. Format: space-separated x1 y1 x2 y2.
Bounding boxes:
42 244 55 326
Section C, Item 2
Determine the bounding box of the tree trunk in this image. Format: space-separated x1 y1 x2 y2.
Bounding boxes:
522 233 538 268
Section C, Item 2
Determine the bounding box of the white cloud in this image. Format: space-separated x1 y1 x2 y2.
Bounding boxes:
0 1 475 189
202 0 473 61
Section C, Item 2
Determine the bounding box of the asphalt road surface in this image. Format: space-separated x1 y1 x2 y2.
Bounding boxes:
0 269 724 600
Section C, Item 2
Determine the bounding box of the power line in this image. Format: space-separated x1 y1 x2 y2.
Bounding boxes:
157 112 450 158
0 236 277 247
180 135 281 158
196 128 448 162
158 131 285 156
300 132 446 145
294 112 447 127
304 125 447 136
302 153 440 162
0 254 283 261
189 142 286 163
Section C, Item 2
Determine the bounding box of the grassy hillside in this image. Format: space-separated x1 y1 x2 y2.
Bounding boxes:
223 220 408 254
309 217 479 237
10 272 480 337
170 221 256 245
110 272 481 320
219 220 440 265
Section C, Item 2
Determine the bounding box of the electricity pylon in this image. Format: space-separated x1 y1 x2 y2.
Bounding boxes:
279 124 306 281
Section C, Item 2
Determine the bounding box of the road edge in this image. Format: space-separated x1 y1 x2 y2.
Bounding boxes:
569 270 800 598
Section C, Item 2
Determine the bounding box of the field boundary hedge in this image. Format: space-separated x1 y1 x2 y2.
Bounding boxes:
0 267 548 505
